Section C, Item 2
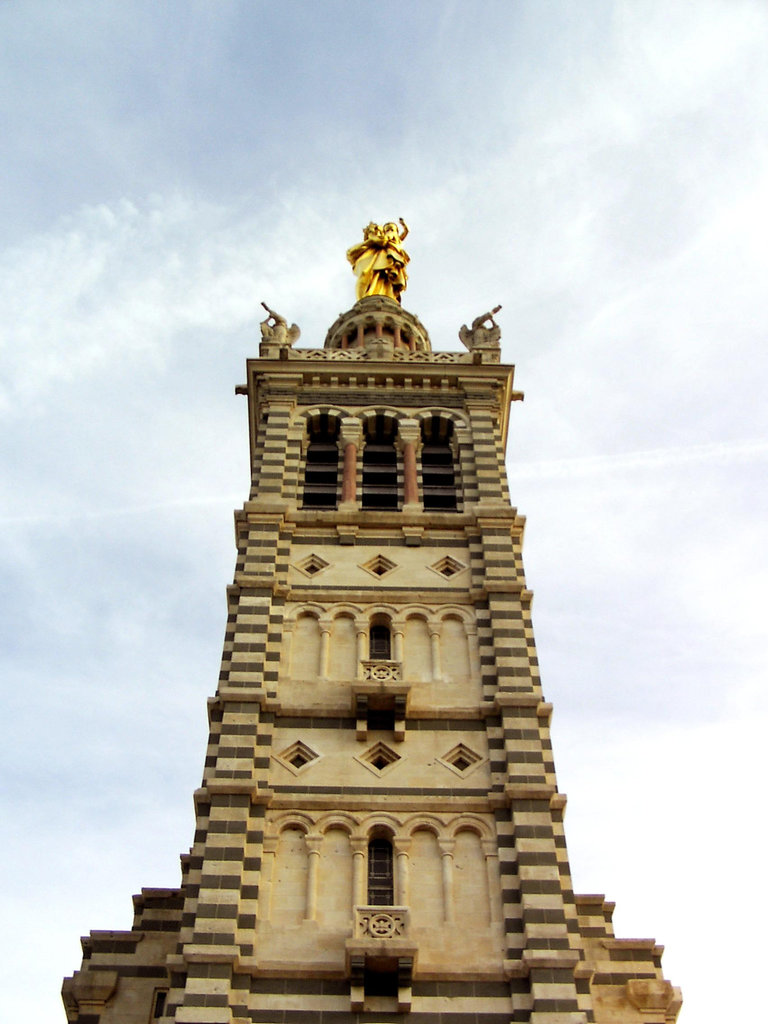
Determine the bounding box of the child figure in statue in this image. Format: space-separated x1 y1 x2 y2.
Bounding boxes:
346 219 410 303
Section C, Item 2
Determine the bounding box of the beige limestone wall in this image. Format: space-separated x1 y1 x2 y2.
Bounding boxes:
257 808 504 975
271 726 490 790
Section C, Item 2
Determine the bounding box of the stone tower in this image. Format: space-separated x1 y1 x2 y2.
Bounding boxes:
63 276 682 1024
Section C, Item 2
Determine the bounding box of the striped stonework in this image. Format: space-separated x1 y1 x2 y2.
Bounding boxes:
64 294 679 1024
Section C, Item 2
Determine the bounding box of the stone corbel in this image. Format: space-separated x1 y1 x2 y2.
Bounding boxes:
626 979 682 1021
61 969 119 1021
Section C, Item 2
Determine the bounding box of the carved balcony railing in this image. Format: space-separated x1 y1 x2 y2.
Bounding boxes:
354 905 410 940
360 660 402 684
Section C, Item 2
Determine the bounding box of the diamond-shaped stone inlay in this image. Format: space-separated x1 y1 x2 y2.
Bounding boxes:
296 553 330 577
431 555 467 579
360 741 401 774
361 554 398 578
279 740 319 774
440 742 482 776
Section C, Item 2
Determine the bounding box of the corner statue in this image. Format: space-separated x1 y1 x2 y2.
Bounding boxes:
346 219 410 303
259 302 301 347
459 304 502 352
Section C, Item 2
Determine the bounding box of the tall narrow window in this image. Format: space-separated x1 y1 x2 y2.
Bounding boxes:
369 624 391 660
367 838 394 905
362 415 398 509
421 417 457 510
303 414 339 508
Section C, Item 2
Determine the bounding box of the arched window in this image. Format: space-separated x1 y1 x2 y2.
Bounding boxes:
303 414 339 508
362 415 398 510
367 837 394 905
421 416 457 510
369 622 391 660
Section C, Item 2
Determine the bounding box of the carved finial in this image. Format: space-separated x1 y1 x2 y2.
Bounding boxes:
346 219 410 303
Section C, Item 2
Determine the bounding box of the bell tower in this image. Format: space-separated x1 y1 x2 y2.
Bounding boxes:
63 228 681 1024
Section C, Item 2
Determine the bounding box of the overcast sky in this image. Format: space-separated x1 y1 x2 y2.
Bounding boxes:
2 3 767 1021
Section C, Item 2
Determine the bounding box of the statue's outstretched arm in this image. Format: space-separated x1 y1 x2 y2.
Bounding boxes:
398 218 409 241
260 301 286 325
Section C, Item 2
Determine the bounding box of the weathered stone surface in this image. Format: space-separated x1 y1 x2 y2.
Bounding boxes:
64 275 679 1024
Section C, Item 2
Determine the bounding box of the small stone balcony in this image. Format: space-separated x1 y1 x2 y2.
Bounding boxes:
352 664 410 742
346 906 417 1013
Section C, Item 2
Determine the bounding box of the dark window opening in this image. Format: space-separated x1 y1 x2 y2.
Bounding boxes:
367 705 396 732
303 414 339 508
364 965 399 997
369 624 391 660
362 416 398 510
152 990 168 1019
367 838 394 905
421 417 457 510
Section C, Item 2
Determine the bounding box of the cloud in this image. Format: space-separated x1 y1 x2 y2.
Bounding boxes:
512 438 768 479
3 4 768 1023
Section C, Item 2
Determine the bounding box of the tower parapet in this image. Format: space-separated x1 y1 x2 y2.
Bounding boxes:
259 296 504 366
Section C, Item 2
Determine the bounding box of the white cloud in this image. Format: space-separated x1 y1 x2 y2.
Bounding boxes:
2 3 768 1022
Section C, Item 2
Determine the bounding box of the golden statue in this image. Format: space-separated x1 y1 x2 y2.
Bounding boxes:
347 219 410 303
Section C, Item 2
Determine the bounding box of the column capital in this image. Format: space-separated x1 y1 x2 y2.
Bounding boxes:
305 834 323 855
338 416 363 447
396 417 421 449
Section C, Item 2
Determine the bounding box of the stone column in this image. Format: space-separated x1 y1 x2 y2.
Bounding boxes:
439 839 456 924
429 625 442 681
397 418 422 507
351 838 367 906
482 839 501 923
394 837 411 906
339 417 363 506
392 621 405 663
466 624 480 684
356 628 367 680
304 834 323 921
319 622 331 680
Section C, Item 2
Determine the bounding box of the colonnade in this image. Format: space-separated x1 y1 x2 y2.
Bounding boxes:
284 607 478 685
260 819 502 931
336 415 423 507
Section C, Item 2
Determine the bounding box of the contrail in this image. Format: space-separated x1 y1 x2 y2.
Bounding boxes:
509 438 768 480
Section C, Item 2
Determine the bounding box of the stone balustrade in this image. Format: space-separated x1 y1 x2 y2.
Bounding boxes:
354 905 410 940
360 660 402 684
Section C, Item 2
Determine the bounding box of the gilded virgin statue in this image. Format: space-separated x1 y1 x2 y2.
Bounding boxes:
346 219 410 303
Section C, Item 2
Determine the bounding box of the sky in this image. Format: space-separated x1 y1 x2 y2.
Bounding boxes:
1 2 767 1021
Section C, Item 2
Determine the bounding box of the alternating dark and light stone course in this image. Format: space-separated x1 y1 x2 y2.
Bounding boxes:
64 295 680 1024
